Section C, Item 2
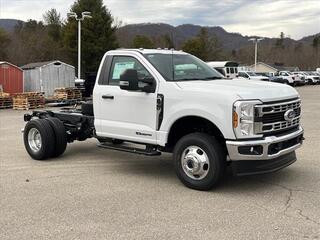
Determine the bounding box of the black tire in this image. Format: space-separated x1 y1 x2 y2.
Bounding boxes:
23 119 55 160
173 133 226 191
45 118 67 157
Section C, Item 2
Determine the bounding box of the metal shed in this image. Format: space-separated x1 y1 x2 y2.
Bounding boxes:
21 60 75 96
0 61 23 94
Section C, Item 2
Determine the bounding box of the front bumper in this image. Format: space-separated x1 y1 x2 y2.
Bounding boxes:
226 126 304 161
231 152 297 176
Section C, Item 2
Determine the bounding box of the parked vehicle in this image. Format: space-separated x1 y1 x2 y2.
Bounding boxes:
256 72 286 84
291 72 307 85
276 71 302 86
312 71 320 78
22 49 304 191
206 61 238 79
303 72 320 84
238 71 269 81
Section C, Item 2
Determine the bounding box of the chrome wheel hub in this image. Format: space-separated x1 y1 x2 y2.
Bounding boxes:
28 128 42 153
181 146 210 180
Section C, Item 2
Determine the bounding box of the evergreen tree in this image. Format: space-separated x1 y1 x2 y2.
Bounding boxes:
63 0 118 75
43 8 63 41
182 28 222 61
162 34 174 49
132 35 154 48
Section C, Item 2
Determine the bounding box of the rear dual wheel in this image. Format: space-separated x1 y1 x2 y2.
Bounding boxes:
23 118 67 160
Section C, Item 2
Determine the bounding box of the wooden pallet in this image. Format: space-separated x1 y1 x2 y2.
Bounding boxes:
13 105 45 110
0 92 12 109
54 87 82 101
12 92 45 110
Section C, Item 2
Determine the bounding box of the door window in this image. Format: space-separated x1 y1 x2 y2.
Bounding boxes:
109 56 152 86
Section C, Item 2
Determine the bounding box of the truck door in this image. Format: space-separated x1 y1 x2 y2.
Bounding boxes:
94 55 158 144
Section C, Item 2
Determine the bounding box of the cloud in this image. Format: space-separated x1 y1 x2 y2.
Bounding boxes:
1 0 319 39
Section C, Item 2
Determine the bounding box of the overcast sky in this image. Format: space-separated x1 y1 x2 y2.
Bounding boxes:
0 0 319 39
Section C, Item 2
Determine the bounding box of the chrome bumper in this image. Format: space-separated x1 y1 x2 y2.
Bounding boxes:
226 126 304 161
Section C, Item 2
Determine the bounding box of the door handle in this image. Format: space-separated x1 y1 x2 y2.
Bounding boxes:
102 94 114 99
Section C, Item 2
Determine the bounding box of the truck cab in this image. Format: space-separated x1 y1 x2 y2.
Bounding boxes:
23 49 304 191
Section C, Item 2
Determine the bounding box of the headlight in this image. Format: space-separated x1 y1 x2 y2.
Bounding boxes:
233 100 262 139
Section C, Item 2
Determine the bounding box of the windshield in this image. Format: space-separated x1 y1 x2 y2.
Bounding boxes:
247 72 257 76
144 53 223 81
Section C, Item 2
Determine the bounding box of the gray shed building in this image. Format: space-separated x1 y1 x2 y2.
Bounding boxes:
21 60 75 96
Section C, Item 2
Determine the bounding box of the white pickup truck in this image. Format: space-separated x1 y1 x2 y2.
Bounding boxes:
238 71 269 81
22 49 304 190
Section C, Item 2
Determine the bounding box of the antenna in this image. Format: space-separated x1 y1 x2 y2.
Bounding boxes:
171 48 174 81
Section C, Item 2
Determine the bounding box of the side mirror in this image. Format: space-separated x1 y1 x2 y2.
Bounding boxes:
119 69 156 93
119 69 139 91
140 77 156 93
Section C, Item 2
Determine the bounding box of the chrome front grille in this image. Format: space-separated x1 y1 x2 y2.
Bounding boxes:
254 98 301 134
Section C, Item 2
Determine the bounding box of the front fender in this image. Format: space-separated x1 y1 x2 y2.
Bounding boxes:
157 102 236 146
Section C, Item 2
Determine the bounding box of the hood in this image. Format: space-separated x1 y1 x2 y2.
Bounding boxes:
176 79 299 102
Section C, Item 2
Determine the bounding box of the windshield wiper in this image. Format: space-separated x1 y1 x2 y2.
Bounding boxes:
175 78 201 81
200 76 224 80
176 76 223 81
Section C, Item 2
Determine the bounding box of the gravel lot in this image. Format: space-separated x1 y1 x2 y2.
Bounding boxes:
1 86 319 240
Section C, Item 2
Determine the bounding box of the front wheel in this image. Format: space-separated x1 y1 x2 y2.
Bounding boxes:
173 133 226 191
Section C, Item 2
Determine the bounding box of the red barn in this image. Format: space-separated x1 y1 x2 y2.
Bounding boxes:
0 61 23 94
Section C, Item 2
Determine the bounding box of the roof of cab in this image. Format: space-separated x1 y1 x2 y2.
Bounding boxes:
107 48 188 55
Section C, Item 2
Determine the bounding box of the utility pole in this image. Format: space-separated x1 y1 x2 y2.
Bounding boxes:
67 11 92 80
249 37 264 72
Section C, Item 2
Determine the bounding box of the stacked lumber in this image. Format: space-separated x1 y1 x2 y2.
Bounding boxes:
54 87 82 101
0 92 12 109
13 92 45 110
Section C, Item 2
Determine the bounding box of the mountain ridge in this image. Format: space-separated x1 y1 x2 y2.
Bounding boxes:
1 19 318 50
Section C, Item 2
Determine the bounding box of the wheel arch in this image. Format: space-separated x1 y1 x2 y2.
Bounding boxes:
165 115 226 152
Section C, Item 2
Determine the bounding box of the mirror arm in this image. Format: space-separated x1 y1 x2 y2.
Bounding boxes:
140 85 153 93
140 78 154 84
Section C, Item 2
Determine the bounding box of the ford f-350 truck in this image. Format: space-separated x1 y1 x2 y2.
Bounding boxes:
23 49 304 190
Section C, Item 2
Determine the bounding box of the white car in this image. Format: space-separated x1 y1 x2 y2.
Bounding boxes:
238 71 269 81
22 49 304 191
276 71 302 86
303 72 320 84
292 72 307 85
